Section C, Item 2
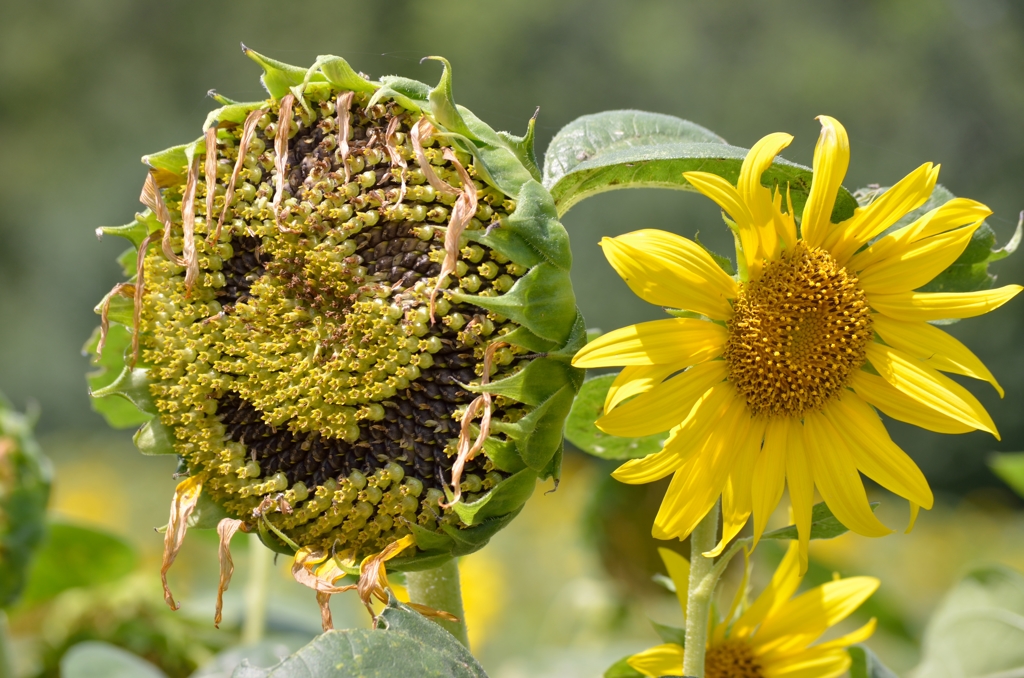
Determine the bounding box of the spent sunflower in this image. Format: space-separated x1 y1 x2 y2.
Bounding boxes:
573 116 1021 566
87 48 583 619
628 542 879 678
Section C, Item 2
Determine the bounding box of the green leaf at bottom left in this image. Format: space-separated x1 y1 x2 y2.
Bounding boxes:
232 594 487 678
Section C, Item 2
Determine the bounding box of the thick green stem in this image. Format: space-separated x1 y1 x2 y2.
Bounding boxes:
682 503 720 678
242 532 272 644
0 611 13 678
405 558 469 647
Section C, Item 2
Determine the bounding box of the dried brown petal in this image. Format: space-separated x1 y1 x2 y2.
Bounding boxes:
410 117 458 197
97 282 135 358
384 115 408 206
336 91 354 184
130 229 163 366
203 127 218 241
160 475 204 611
213 108 265 245
429 148 478 320
214 518 246 628
180 155 201 293
272 94 295 229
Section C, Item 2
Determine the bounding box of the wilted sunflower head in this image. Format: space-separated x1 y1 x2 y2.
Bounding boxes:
88 47 583 580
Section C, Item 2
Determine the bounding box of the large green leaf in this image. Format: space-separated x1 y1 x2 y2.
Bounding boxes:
911 565 1024 678
990 452 1024 499
542 110 858 221
60 641 168 678
761 501 879 542
564 374 668 460
20 521 137 605
849 646 899 678
232 594 487 678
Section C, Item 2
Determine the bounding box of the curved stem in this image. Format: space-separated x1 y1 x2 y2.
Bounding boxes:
682 503 720 678
242 532 272 644
405 558 469 647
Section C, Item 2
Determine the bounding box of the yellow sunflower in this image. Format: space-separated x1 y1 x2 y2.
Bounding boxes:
573 116 1021 565
628 542 879 678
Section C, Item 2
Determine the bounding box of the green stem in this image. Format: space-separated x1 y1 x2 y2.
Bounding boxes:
682 503 720 678
0 611 13 678
405 558 469 647
242 532 272 644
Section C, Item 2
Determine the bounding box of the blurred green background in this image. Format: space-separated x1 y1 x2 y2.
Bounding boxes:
1 1 1023 676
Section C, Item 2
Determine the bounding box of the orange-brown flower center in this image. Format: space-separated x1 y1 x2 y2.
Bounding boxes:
705 640 763 678
724 242 872 418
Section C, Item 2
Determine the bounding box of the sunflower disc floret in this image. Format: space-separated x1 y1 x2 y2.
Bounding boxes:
89 49 582 575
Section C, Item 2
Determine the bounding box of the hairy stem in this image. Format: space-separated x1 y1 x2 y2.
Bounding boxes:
242 532 272 644
405 558 469 647
682 503 721 678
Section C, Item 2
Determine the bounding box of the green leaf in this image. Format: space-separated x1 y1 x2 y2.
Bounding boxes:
133 417 176 456
232 594 488 678
423 57 479 142
89 363 158 417
849 646 899 678
315 55 376 94
650 621 686 646
83 325 152 429
242 44 315 100
60 641 167 678
603 656 646 678
451 467 538 526
911 565 1024 678
21 521 137 605
761 501 879 541
564 374 668 460
496 108 541 183
990 452 1024 499
542 110 857 221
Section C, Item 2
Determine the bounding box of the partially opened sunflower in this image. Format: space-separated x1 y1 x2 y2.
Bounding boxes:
628 542 879 678
573 116 1021 566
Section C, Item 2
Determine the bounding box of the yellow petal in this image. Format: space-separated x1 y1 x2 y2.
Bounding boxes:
601 234 737 319
572 317 727 368
627 643 684 678
653 390 748 540
856 221 980 293
801 116 849 248
872 314 1003 396
614 229 739 298
751 418 789 546
706 416 765 557
826 162 938 264
823 395 934 509
739 132 795 258
597 360 727 437
658 548 690 614
759 648 851 678
684 171 760 272
612 384 733 484
733 541 802 640
785 423 814 574
753 575 880 656
849 197 991 271
802 411 893 538
812 617 878 651
869 285 1022 322
849 370 974 434
866 343 999 437
605 363 682 412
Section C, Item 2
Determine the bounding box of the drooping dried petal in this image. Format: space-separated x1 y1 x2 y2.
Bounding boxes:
214 518 246 628
443 341 505 507
336 91 354 183
356 534 416 617
411 117 458 197
140 173 184 267
429 148 478 320
213 108 265 244
180 155 201 293
160 475 204 611
97 282 135 358
315 591 334 631
130 230 162 366
384 114 408 206
204 127 218 239
272 94 295 229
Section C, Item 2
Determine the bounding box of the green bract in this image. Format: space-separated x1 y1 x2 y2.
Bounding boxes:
0 392 51 608
88 47 583 569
